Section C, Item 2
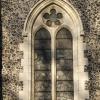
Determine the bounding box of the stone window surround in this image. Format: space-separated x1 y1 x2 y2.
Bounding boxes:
19 0 89 100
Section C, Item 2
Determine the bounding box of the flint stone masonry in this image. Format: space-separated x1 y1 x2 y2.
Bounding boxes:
1 0 100 100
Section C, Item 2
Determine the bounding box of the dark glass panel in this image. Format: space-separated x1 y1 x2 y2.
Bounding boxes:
57 92 74 100
55 20 61 25
57 13 63 19
34 63 51 71
57 81 74 92
35 71 51 81
56 39 72 49
57 71 73 80
43 13 50 19
56 59 73 69
50 9 56 14
56 50 73 59
56 28 74 99
46 20 52 27
56 28 72 39
34 28 51 100
34 50 51 58
35 92 51 100
35 28 51 39
35 81 51 92
34 40 51 49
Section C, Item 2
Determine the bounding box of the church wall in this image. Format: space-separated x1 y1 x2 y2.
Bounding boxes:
1 0 100 99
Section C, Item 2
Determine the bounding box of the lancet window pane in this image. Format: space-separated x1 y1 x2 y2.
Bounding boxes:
56 28 74 100
34 28 51 100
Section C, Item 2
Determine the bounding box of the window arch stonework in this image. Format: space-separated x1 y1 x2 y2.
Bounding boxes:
20 0 89 100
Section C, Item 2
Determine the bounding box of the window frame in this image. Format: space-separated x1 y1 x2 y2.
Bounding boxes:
20 0 89 100
32 26 75 100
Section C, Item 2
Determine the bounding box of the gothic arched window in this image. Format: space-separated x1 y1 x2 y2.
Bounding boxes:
32 5 76 100
34 28 51 100
21 1 89 100
34 27 74 100
56 28 74 100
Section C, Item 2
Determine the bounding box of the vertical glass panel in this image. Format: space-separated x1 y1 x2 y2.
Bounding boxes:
56 28 74 100
34 28 51 100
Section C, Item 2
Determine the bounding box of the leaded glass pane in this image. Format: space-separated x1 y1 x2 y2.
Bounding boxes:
56 50 73 59
56 28 72 39
35 92 51 100
57 92 74 100
34 40 51 49
35 71 51 80
35 81 51 92
34 63 51 71
56 59 73 70
56 39 72 49
34 28 51 100
34 27 74 100
34 50 51 62
56 28 74 100
35 28 51 39
57 81 74 91
57 71 73 80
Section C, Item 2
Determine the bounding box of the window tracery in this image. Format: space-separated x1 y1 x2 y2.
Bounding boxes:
43 9 63 27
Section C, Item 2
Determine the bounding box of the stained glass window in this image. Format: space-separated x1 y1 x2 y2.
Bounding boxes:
34 28 51 100
34 28 74 100
56 28 74 100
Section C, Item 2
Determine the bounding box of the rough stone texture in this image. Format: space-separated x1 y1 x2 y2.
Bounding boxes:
68 0 100 99
1 0 100 99
1 0 39 99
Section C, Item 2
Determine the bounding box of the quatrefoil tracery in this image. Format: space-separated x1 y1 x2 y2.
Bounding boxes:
43 9 63 27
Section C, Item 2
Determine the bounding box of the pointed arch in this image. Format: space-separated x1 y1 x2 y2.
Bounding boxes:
34 27 51 100
23 0 83 37
35 28 51 39
56 28 72 39
20 0 89 100
56 28 74 99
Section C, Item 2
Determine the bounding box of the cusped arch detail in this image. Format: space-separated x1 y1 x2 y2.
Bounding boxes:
56 27 72 38
20 0 89 100
23 0 84 37
34 27 51 39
